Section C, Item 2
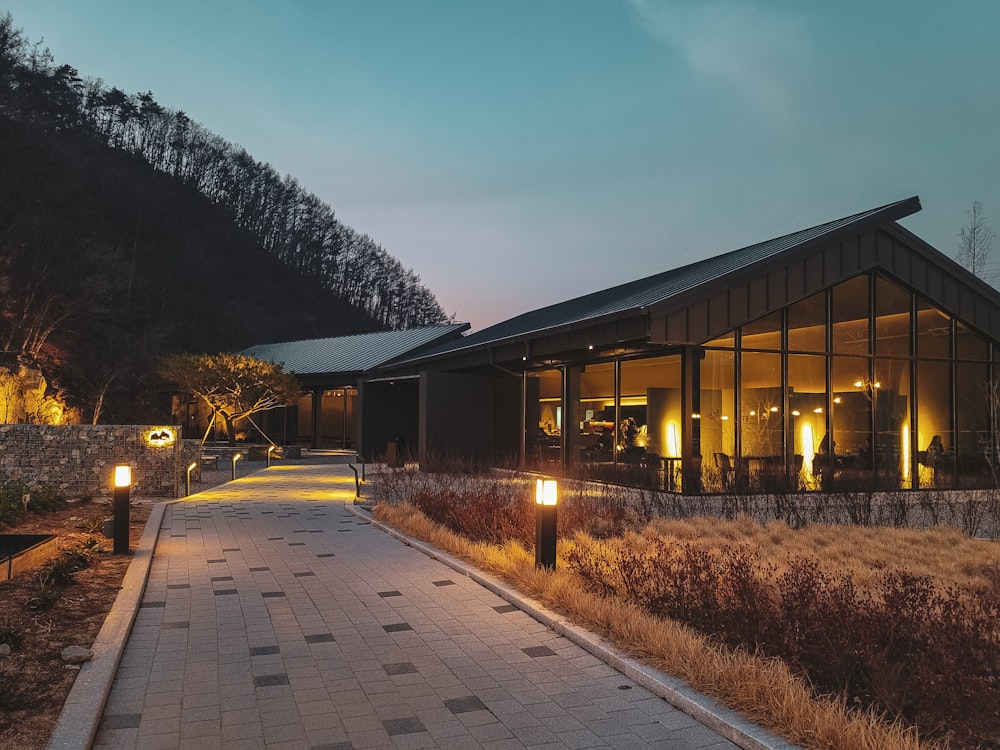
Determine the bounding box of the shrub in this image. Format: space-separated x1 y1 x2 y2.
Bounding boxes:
567 534 1000 748
0 617 26 650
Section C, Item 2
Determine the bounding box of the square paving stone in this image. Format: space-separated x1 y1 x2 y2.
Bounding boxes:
432 580 456 587
293 571 316 577
383 717 426 736
214 589 238 596
167 584 190 590
101 713 142 729
522 646 557 658
377 591 401 598
262 591 286 598
140 601 166 608
383 662 418 676
445 696 488 714
211 576 234 582
250 646 280 656
249 566 270 572
382 623 412 633
493 604 518 614
254 674 290 687
304 633 335 644
316 553 336 558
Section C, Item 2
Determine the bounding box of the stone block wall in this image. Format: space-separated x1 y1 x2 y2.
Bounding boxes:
0 425 197 499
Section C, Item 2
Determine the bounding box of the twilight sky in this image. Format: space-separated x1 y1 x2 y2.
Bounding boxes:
5 1 1000 330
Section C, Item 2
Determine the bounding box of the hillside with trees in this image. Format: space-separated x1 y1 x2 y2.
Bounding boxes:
0 13 448 424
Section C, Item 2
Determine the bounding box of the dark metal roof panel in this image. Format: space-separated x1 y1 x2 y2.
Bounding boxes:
241 323 470 376
416 197 921 360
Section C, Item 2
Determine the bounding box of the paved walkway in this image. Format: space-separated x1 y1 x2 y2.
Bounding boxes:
78 462 781 749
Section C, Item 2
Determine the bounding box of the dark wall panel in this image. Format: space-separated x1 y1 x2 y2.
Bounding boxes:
748 277 768 318
361 380 419 460
420 372 496 462
768 268 786 309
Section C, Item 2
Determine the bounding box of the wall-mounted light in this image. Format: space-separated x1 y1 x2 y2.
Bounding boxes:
791 410 800 416
534 479 558 569
691 413 701 420
113 465 131 555
232 452 242 481
769 406 779 413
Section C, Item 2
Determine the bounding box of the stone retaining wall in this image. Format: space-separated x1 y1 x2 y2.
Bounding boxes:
0 425 199 499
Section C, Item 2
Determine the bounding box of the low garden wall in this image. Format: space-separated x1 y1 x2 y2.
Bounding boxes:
0 424 201 500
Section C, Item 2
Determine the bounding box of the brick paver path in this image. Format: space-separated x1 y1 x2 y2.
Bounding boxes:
94 463 739 749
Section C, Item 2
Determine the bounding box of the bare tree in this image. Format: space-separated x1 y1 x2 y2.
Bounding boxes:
161 353 301 446
956 200 997 283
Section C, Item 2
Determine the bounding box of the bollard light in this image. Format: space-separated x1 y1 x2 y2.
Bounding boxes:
113 465 131 554
534 478 558 569
232 452 242 481
186 461 197 497
267 444 276 467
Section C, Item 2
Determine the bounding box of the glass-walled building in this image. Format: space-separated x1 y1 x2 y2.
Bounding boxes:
521 271 998 492
403 197 1000 494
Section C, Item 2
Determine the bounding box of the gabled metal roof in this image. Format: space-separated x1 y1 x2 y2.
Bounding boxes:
241 323 470 376
411 196 921 361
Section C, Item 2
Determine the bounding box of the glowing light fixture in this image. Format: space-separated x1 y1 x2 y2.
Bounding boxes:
112 465 131 554
232 452 242 481
114 465 132 488
186 461 197 497
534 479 558 569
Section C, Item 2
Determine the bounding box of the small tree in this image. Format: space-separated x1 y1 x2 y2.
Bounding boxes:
956 199 997 283
162 353 300 446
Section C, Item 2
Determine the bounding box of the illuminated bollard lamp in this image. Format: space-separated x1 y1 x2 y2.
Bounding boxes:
232 452 242 481
186 461 198 497
113 465 131 555
534 478 558 570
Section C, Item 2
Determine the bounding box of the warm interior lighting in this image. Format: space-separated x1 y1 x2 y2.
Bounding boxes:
801 423 815 481
814 407 823 413
114 465 131 488
791 410 800 416
833 397 842 404
749 410 756 417
667 422 680 457
854 380 863 388
691 413 701 419
535 479 558 506
721 415 729 421
901 424 910 482
769 406 778 413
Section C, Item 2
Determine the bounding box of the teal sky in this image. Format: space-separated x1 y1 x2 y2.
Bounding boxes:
5 1 1000 330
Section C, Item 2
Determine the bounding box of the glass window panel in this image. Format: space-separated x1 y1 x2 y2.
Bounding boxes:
740 351 782 490
741 311 782 351
874 359 910 488
787 292 826 352
874 276 911 357
829 357 872 487
569 363 615 464
916 361 951 489
526 368 563 466
620 355 681 458
788 354 826 490
915 299 950 359
700 349 735 491
956 321 990 361
832 276 870 356
956 362 990 487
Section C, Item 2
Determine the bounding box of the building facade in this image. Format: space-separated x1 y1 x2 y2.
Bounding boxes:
392 197 1000 493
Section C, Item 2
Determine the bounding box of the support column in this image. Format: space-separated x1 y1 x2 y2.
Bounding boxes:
311 388 323 450
682 346 703 494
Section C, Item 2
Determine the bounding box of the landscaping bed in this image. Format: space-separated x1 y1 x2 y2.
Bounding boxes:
0 498 150 749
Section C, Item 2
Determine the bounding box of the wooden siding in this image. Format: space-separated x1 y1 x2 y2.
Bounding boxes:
648 226 1000 347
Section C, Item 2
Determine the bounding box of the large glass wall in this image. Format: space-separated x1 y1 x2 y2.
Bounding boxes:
522 271 998 493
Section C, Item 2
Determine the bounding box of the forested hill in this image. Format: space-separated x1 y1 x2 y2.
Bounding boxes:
0 13 448 423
